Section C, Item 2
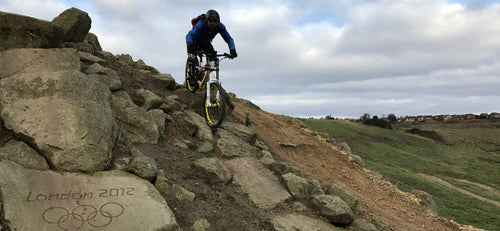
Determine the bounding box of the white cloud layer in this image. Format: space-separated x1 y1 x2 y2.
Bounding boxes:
1 0 499 118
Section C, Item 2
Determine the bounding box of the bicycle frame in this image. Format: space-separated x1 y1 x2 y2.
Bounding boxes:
193 52 228 92
186 52 231 128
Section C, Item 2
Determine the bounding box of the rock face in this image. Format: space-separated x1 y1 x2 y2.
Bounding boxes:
0 11 63 50
0 48 116 172
0 160 178 231
51 7 92 43
0 48 80 78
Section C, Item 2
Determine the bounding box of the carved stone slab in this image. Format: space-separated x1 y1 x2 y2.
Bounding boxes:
0 160 178 231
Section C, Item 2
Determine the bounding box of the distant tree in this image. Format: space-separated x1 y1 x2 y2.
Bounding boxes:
325 114 334 120
361 113 371 121
388 114 397 123
363 115 393 129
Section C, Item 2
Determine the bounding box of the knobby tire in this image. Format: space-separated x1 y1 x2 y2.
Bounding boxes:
204 82 227 129
185 59 199 93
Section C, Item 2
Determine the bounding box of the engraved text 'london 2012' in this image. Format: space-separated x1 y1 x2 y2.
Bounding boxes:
26 187 136 202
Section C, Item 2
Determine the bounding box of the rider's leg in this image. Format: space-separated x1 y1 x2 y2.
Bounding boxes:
203 43 217 61
187 53 198 88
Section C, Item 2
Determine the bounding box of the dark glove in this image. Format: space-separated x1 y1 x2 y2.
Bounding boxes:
187 44 197 54
230 50 237 59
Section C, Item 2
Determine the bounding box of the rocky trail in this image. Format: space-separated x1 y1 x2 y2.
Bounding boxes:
231 103 481 231
0 7 484 231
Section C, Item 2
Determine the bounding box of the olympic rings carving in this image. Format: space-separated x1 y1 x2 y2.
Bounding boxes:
42 202 124 230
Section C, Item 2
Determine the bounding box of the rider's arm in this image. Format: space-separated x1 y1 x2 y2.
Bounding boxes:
218 23 235 51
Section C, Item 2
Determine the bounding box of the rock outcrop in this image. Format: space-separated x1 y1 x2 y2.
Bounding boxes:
0 8 91 51
0 11 63 50
0 48 116 172
51 7 91 43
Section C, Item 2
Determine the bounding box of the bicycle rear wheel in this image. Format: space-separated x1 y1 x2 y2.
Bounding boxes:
204 82 227 129
185 58 199 92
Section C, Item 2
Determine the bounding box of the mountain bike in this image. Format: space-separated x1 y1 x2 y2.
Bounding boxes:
185 51 231 129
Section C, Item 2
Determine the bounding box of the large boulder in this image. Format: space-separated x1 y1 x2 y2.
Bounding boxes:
194 157 232 184
323 184 359 211
0 160 178 231
131 88 163 110
151 73 177 90
84 33 102 53
310 194 354 225
0 11 63 50
51 7 91 43
112 91 159 144
0 48 116 172
128 156 158 182
281 173 310 199
0 140 49 170
221 122 257 145
215 129 260 158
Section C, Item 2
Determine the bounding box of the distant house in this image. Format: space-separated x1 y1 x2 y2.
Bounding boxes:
405 116 416 122
464 114 475 120
424 115 433 121
453 114 465 120
489 112 500 119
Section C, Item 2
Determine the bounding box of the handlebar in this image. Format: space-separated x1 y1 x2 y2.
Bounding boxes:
197 51 232 60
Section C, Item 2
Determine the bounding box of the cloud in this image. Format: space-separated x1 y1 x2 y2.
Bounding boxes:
0 0 66 20
2 0 499 118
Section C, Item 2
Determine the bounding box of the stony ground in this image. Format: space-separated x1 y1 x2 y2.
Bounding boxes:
0 52 482 231
230 103 481 231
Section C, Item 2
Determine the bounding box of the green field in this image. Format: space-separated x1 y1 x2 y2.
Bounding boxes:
302 119 500 230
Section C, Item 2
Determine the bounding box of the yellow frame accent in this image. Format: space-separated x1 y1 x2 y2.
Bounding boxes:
195 59 219 92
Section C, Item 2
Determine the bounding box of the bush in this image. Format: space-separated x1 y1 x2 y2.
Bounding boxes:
406 128 447 144
362 118 393 129
244 101 261 110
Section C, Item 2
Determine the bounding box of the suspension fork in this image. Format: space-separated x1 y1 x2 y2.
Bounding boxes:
205 60 220 108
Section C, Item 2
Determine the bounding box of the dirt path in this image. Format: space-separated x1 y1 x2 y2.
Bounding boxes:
418 174 500 208
232 102 480 231
455 179 500 197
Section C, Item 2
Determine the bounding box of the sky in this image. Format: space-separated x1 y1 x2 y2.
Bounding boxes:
2 0 500 118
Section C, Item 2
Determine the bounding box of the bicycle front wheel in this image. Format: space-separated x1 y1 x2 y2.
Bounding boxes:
204 82 227 129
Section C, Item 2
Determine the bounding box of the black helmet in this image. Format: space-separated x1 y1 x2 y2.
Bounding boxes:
206 9 220 27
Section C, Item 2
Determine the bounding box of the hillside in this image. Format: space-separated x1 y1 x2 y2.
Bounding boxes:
301 118 500 230
0 8 489 231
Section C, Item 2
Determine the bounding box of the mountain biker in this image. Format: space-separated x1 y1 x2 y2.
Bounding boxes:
185 9 237 88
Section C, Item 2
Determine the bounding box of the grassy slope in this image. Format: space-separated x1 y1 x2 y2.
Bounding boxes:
302 119 500 230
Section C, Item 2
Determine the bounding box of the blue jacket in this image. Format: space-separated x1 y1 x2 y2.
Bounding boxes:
186 19 236 51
